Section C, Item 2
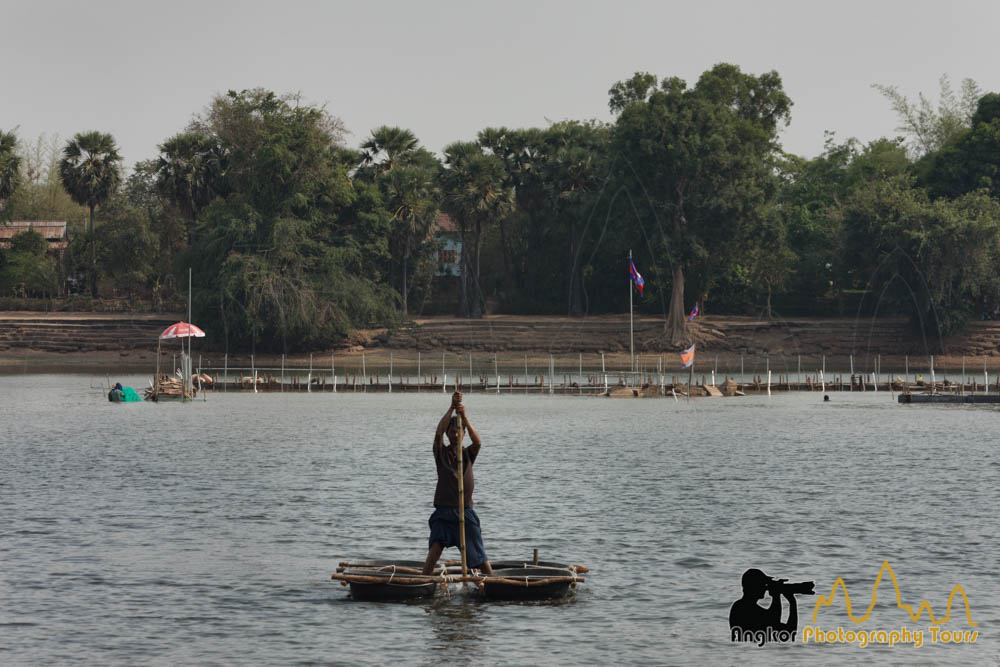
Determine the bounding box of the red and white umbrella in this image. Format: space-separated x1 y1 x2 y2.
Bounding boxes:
159 321 206 340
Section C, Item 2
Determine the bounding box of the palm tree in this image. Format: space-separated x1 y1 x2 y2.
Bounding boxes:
442 142 514 317
360 126 419 176
59 131 122 297
384 164 439 315
0 130 21 216
154 131 222 245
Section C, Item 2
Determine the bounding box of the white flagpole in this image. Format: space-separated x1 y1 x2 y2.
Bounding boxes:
629 249 634 374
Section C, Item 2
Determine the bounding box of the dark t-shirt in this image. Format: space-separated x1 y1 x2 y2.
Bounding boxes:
433 439 480 507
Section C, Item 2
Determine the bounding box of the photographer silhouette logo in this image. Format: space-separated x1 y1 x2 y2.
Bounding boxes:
730 568 815 646
730 562 980 649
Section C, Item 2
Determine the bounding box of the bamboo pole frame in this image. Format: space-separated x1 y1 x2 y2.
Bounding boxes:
455 394 468 583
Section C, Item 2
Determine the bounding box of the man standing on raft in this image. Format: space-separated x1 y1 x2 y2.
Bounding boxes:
422 392 494 575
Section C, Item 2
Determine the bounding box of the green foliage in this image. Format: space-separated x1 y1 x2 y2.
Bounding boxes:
0 230 58 297
355 127 441 315
59 131 123 297
59 132 122 210
610 64 791 337
9 228 47 255
475 121 611 315
95 192 159 301
154 131 222 244
13 74 1000 347
918 93 1000 200
840 177 1000 339
0 129 22 215
2 134 89 225
441 140 514 317
873 75 981 157
777 135 911 311
173 89 400 351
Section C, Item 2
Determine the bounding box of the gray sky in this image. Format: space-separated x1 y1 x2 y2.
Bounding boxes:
4 0 998 168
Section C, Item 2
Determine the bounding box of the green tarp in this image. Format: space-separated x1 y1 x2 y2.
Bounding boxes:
109 387 143 402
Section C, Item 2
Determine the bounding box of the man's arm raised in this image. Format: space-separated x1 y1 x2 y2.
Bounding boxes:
434 392 462 448
456 404 482 457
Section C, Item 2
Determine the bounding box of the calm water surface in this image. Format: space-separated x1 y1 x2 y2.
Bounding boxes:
1 375 997 666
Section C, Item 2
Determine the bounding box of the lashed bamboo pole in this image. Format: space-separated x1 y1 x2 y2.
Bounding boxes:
331 572 584 587
455 394 468 584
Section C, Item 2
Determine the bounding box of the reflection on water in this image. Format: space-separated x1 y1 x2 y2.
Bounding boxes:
428 595 485 651
1 375 997 665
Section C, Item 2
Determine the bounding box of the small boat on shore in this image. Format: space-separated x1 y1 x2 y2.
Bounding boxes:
333 555 587 602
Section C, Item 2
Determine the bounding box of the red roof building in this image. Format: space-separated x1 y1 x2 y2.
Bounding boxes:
0 221 68 250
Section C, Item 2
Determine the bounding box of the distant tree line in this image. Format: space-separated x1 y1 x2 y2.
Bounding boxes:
2 68 1000 351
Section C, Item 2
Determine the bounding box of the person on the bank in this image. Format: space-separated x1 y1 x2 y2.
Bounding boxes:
422 392 494 575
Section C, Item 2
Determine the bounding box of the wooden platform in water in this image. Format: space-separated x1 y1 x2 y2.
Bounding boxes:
898 393 1000 404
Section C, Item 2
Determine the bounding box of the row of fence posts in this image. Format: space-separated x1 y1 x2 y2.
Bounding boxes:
170 350 1000 396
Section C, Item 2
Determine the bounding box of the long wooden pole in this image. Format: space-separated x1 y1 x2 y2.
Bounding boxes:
455 395 468 582
154 338 161 400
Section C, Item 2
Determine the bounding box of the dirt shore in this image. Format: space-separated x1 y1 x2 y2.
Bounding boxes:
2 311 999 375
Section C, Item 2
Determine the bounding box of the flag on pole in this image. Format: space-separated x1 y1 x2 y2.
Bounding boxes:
680 344 695 368
628 258 644 297
687 304 699 321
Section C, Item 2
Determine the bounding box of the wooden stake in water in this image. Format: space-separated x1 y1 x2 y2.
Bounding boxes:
332 353 336 393
930 355 935 395
549 355 555 395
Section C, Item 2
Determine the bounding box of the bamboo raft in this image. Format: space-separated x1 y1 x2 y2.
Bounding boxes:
333 555 588 602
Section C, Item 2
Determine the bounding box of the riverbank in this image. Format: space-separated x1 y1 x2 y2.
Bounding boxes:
2 311 999 375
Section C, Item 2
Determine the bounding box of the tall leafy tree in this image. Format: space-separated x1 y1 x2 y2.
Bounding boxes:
441 141 514 317
59 131 122 297
356 127 440 315
183 89 397 351
778 135 910 314
0 130 21 217
611 64 791 342
360 126 419 176
154 131 222 245
873 75 981 157
840 176 1000 339
917 92 1000 199
383 160 439 315
95 186 159 304
0 229 59 298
